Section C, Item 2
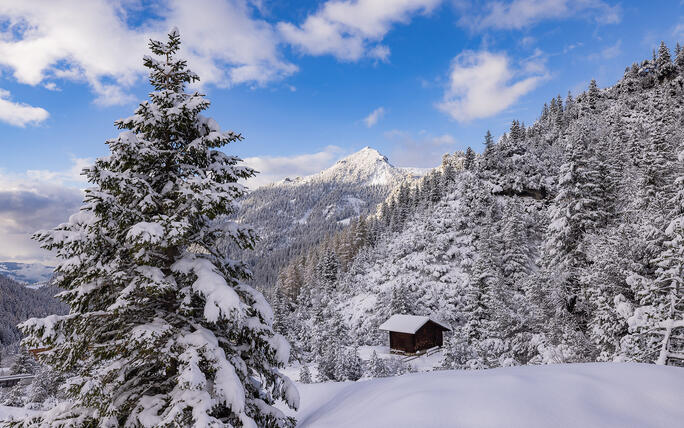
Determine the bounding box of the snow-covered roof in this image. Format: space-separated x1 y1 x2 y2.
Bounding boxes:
378 314 451 334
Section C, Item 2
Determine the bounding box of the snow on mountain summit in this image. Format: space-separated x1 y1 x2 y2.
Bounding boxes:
279 147 423 187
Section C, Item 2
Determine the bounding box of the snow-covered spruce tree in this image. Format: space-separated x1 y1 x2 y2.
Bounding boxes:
19 30 298 427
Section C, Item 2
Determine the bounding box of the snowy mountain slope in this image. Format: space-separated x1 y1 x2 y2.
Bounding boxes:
231 147 424 289
283 363 684 428
0 262 53 286
276 45 684 370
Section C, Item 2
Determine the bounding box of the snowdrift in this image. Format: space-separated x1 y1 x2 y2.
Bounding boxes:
287 363 684 428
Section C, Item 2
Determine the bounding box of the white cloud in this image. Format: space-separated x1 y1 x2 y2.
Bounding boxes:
43 82 60 91
0 158 89 264
600 40 622 59
242 145 346 188
458 0 621 31
0 88 49 127
436 50 547 122
384 130 459 167
278 0 441 61
0 0 297 106
363 107 385 127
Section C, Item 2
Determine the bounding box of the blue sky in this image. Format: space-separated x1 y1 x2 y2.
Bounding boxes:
1 0 683 263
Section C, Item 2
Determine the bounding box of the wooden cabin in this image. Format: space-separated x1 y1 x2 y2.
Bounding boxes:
379 314 450 354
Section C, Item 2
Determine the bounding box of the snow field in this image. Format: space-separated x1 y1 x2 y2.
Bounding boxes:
282 363 684 428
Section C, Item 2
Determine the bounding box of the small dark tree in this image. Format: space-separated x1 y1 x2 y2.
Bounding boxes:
484 130 494 152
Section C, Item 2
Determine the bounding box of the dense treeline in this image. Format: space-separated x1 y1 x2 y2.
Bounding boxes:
271 42 684 373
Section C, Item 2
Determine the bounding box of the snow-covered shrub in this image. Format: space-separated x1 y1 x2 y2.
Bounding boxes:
367 350 389 378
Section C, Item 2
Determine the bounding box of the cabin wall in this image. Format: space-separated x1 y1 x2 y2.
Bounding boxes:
415 322 444 351
389 331 415 353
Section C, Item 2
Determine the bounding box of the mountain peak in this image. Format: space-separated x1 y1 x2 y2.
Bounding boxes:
310 147 403 186
274 147 421 187
334 147 391 167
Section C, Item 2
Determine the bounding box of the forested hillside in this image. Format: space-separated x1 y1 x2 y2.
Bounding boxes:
230 147 423 289
272 42 684 374
0 275 67 345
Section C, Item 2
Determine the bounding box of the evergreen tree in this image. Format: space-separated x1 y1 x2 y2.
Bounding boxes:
318 247 340 288
484 130 494 152
544 125 608 329
464 147 476 170
443 159 456 187
656 41 676 80
27 365 64 405
565 91 575 116
390 285 412 315
676 43 684 71
20 30 298 427
342 347 363 381
317 344 340 381
509 120 523 141
354 216 369 251
368 350 389 378
641 119 677 207
554 95 564 128
651 148 684 365
587 79 599 110
11 350 39 375
429 171 442 203
298 365 312 384
499 205 531 285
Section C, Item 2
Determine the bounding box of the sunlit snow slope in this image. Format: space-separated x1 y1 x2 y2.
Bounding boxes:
285 363 684 428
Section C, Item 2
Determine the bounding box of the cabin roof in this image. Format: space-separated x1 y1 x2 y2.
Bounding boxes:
379 314 451 334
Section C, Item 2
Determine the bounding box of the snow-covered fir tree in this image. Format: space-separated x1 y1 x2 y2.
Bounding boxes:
19 30 298 427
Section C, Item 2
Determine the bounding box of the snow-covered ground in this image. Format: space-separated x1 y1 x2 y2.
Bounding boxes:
281 363 684 428
283 345 444 382
0 405 39 422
